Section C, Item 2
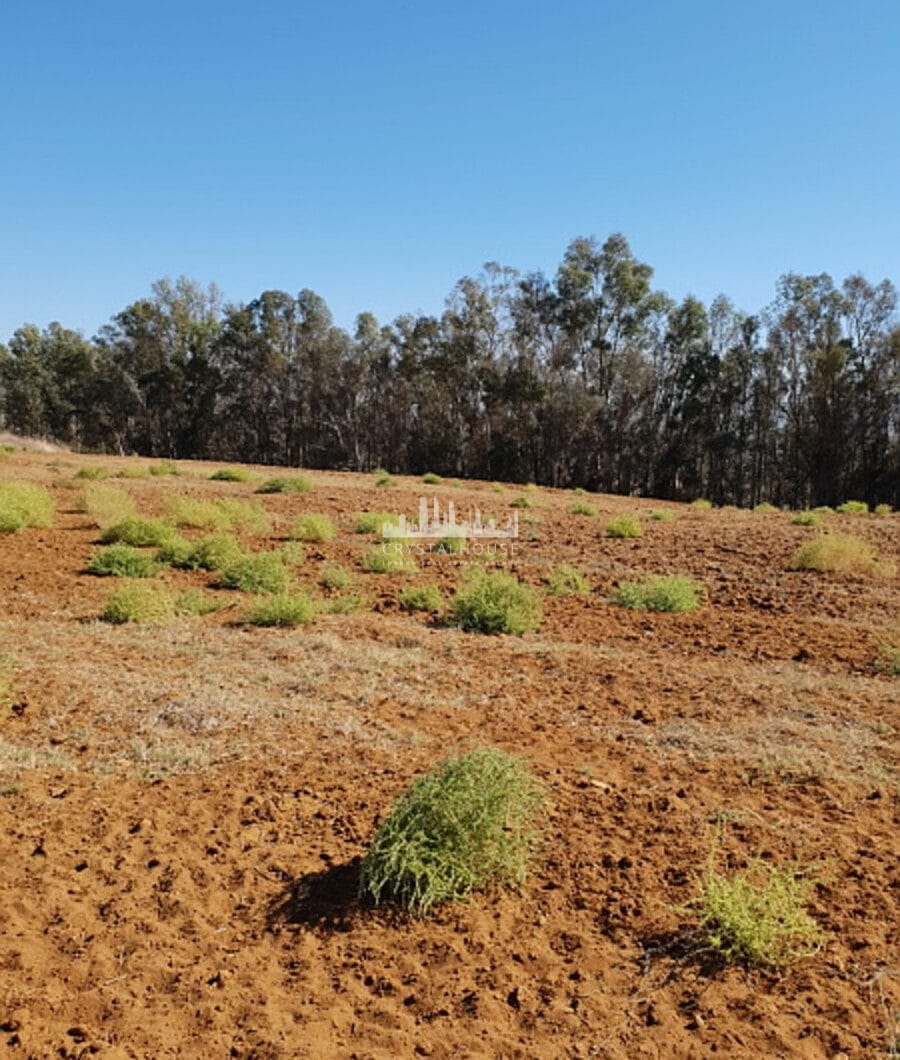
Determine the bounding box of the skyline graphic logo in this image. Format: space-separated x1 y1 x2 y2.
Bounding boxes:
382 497 519 540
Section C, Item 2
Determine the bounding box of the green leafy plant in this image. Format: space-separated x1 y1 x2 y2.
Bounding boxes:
319 563 351 590
218 552 288 594
256 475 313 494
100 517 177 548
792 511 821 527
794 533 889 576
609 574 702 612
359 748 544 915
837 500 868 515
422 472 442 485
289 514 336 542
569 501 596 517
242 592 317 627
606 515 642 539
210 467 255 482
449 571 541 635
86 544 160 578
0 482 54 533
546 563 591 596
690 857 823 968
169 533 244 572
399 584 443 612
101 583 175 624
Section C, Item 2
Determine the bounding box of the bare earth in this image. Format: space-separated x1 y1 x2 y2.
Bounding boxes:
1 451 898 1059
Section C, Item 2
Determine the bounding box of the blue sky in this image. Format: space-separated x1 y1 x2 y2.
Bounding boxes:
2 0 899 339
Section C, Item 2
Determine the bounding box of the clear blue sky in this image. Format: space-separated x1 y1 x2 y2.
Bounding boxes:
2 0 899 340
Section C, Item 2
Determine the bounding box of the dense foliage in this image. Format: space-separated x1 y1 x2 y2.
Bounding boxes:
2 236 897 505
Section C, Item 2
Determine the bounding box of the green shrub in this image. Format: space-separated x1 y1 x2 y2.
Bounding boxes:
148 461 180 477
376 473 396 488
174 589 225 616
692 858 823 968
360 544 416 574
359 748 543 915
649 509 675 522
609 574 702 612
101 583 175 624
546 563 591 596
813 505 834 515
242 592 317 627
218 552 288 594
86 545 159 578
77 483 137 528
753 502 777 514
171 533 244 572
422 472 442 485
210 467 255 482
606 515 642 539
874 503 892 516
100 518 176 548
216 499 271 534
399 584 443 612
256 475 313 494
837 500 868 514
690 498 713 510
74 465 109 480
569 501 596 517
572 487 587 496
319 563 351 590
450 571 541 635
508 496 531 509
164 495 231 530
0 482 54 533
277 542 306 565
794 533 887 577
792 511 821 527
289 514 336 542
354 511 400 535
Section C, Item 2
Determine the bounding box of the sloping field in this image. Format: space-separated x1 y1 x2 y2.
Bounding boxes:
1 450 898 1058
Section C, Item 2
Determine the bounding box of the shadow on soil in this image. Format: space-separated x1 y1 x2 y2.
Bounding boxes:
266 857 364 933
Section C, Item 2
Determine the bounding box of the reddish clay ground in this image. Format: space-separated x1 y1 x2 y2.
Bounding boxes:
1 450 898 1058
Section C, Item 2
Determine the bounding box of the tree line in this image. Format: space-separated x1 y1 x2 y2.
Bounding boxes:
1 234 897 507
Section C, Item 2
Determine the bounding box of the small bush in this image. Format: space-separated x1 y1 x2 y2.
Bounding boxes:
0 482 54 533
148 461 180 477
319 563 351 590
100 518 177 548
690 498 713 510
509 496 531 509
74 465 109 480
753 502 777 514
164 495 231 530
693 858 823 968
546 563 591 596
77 483 137 528
242 592 317 627
569 501 596 517
609 574 702 612
874 503 892 516
174 589 225 616
278 541 306 565
399 584 443 612
813 505 834 515
256 475 313 494
216 499 271 534
210 467 255 482
649 509 675 522
101 583 175 624
837 500 868 515
359 748 544 915
361 544 416 574
376 473 396 488
86 545 159 578
218 552 288 594
172 533 244 572
792 511 821 527
422 472 442 485
794 533 887 576
354 511 400 535
289 514 336 542
450 571 541 635
572 487 587 496
606 515 642 539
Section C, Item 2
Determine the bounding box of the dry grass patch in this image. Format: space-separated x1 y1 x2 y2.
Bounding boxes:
794 533 890 577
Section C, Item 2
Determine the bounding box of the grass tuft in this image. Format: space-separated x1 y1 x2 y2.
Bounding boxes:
690 498 713 510
359 748 543 915
100 518 177 548
76 483 137 528
319 563 351 590
210 467 255 482
218 552 288 594
569 501 596 517
753 502 777 513
242 592 317 627
289 514 336 542
649 509 675 522
101 583 175 624
256 475 313 494
606 515 643 539
170 533 244 572
399 584 443 612
375 473 397 488
792 511 821 527
86 545 160 578
422 472 443 485
874 503 892 516
836 500 868 514
546 563 591 596
147 461 180 477
74 465 109 480
609 574 702 612
0 482 54 533
794 533 889 577
164 495 231 530
354 511 401 535
450 571 541 635
174 589 225 616
508 496 531 509
216 499 271 534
